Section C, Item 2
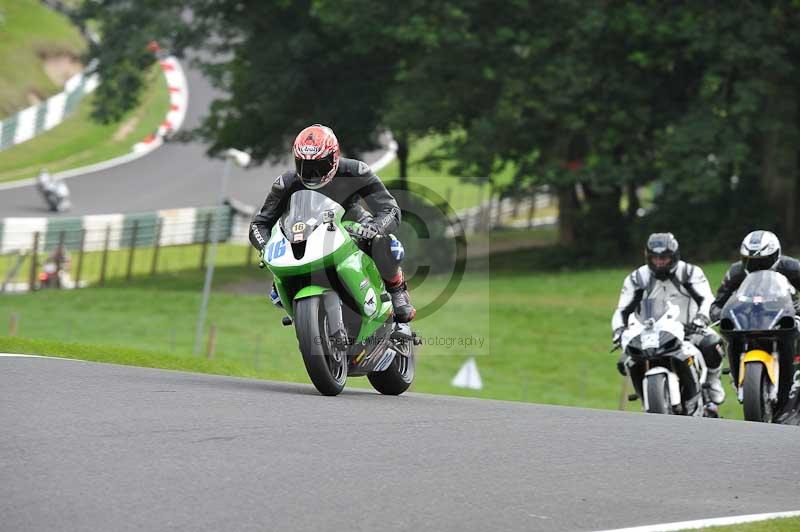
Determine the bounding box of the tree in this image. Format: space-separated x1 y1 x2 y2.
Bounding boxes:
78 0 191 123
422 1 800 254
82 0 800 256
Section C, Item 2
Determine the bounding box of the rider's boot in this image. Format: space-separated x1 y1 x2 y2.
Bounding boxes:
777 356 800 424
706 366 726 405
385 271 416 323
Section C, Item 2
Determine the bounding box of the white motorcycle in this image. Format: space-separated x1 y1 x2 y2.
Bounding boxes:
620 300 714 416
36 171 71 213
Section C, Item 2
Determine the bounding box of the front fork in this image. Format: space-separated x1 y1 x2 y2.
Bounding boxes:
323 291 348 350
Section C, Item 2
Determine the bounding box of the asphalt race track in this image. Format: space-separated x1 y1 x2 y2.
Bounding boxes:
2 356 799 532
0 64 387 217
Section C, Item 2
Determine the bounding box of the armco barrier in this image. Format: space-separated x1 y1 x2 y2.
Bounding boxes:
0 206 232 256
0 205 238 291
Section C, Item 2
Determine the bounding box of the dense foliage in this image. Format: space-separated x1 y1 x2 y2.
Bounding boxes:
80 0 800 258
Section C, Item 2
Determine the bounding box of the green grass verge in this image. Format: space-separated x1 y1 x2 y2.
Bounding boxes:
699 517 800 531
0 63 168 182
0 0 86 115
0 335 264 377
0 250 746 420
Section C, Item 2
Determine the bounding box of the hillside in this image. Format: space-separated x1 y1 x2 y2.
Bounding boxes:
0 0 86 116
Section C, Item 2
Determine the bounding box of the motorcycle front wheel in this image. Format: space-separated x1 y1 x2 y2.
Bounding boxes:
742 362 773 423
295 296 347 396
645 374 673 414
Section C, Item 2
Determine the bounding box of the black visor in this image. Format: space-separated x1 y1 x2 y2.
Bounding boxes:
296 155 334 186
645 233 679 280
742 252 779 273
647 251 676 280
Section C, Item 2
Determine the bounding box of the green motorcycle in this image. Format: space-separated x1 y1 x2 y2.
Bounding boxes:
262 189 418 396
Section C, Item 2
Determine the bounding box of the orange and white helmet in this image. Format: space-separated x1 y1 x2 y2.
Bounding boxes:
293 124 340 189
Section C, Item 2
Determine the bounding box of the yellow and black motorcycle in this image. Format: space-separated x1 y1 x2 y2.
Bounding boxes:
719 270 798 423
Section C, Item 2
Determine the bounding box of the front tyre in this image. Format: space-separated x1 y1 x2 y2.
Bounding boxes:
295 297 347 396
742 362 772 423
645 374 672 414
368 339 415 395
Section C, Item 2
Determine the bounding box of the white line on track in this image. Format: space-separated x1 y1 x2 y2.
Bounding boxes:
595 510 800 532
0 353 85 362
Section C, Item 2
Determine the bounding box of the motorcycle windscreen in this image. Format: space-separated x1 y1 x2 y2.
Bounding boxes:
637 298 668 322
720 270 796 331
280 190 343 242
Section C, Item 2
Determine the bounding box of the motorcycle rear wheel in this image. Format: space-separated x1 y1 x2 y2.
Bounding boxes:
645 374 672 414
742 362 773 423
368 338 415 395
295 296 347 396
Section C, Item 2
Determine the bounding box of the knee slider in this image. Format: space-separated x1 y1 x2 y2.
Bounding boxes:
388 234 404 263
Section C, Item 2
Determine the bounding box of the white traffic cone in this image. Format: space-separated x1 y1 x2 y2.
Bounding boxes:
451 358 483 390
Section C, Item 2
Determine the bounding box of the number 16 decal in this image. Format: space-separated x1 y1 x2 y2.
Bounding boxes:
267 239 287 261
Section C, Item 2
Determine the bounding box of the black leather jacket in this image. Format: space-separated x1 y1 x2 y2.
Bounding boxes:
709 256 800 321
248 158 400 251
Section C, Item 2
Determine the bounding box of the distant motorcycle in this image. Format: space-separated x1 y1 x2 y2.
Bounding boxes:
36 247 71 290
619 300 715 416
36 170 71 212
718 270 798 423
38 261 61 289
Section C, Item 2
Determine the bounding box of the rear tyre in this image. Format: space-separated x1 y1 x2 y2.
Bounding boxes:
368 339 415 395
645 374 672 414
742 362 772 423
295 297 347 396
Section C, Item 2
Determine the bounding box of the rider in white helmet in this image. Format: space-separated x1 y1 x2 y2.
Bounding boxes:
710 230 800 317
710 230 800 421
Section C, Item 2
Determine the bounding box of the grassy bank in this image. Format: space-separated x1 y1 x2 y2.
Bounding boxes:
0 252 745 419
0 0 86 115
0 63 169 182
381 136 517 212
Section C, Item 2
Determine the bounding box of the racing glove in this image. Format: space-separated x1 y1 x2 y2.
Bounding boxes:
612 326 625 347
691 313 710 331
354 221 381 240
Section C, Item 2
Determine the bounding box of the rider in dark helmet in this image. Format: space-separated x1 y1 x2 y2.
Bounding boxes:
645 233 680 280
249 124 415 322
612 233 726 408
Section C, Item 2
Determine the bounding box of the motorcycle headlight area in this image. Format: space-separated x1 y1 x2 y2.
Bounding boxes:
627 333 680 358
